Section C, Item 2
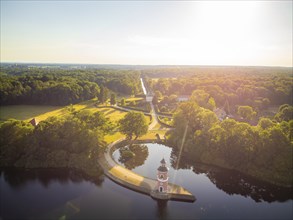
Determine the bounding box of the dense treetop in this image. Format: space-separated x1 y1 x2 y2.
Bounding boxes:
119 111 148 140
144 66 292 112
0 66 142 105
0 109 113 171
167 101 293 187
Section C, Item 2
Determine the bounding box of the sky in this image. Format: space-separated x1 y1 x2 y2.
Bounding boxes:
1 1 292 66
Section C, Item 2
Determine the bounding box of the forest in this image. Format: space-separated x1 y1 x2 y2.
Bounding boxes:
0 66 142 105
144 66 292 115
167 102 292 187
142 66 293 187
0 109 113 176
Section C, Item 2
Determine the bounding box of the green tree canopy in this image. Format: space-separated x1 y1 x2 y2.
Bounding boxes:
119 111 148 140
0 120 34 165
191 90 210 107
190 89 216 110
120 98 126 106
152 91 162 105
237 106 257 121
258 118 275 130
98 86 109 104
168 101 293 186
274 104 293 122
110 93 117 105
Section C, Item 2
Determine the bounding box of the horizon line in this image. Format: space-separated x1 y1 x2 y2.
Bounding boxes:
1 61 292 68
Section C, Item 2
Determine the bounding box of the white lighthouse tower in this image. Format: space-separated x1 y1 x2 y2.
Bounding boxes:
157 158 169 193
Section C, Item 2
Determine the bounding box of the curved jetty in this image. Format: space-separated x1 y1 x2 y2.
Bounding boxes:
98 139 195 203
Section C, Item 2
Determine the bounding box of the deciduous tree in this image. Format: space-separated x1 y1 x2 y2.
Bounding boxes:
110 93 116 105
237 106 256 121
119 111 148 140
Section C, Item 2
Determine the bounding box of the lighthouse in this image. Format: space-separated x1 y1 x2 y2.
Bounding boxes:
157 158 169 193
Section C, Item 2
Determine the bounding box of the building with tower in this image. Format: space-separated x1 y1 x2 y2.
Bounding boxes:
100 139 195 202
156 158 169 193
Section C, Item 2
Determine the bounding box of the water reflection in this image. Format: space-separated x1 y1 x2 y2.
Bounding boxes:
115 143 292 204
156 200 168 220
118 144 149 170
0 168 104 189
170 152 293 203
0 168 104 220
1 143 292 220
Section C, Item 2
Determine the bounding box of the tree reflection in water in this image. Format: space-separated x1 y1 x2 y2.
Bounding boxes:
170 151 293 203
0 168 104 189
156 200 168 220
118 144 149 170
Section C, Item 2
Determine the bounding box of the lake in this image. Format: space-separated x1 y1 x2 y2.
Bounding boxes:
1 143 292 219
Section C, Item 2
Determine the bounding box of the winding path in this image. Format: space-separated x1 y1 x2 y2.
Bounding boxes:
97 77 195 202
148 102 159 130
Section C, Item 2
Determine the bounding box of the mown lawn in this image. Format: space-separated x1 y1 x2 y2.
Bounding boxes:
0 99 98 122
139 129 167 140
104 132 125 144
94 107 127 122
0 105 63 121
125 97 144 102
0 100 164 143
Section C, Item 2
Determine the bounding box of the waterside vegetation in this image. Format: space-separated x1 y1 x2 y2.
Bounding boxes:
167 102 292 187
0 109 113 177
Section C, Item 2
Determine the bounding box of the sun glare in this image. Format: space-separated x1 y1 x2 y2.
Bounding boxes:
184 1 262 65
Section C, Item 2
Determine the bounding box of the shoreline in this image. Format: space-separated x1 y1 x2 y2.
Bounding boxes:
174 151 293 189
98 138 196 202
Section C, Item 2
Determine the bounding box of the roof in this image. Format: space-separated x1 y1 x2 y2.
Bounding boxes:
160 158 166 164
29 118 38 126
157 166 168 172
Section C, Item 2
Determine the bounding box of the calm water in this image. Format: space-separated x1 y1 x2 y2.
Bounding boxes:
1 143 292 220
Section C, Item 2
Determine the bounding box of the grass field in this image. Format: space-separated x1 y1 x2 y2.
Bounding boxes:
139 129 167 140
0 99 151 124
0 105 64 121
94 107 127 122
0 99 98 122
99 107 154 143
124 97 144 102
0 99 165 144
104 132 125 144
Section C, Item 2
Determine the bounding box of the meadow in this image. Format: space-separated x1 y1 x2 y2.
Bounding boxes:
0 98 164 144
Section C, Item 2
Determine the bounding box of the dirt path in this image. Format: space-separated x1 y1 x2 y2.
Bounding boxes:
148 102 159 130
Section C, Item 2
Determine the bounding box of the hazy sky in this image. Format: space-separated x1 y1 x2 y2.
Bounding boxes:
1 1 292 66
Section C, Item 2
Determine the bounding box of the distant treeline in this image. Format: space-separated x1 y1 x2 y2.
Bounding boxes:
142 66 292 78
144 67 292 111
0 67 142 105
